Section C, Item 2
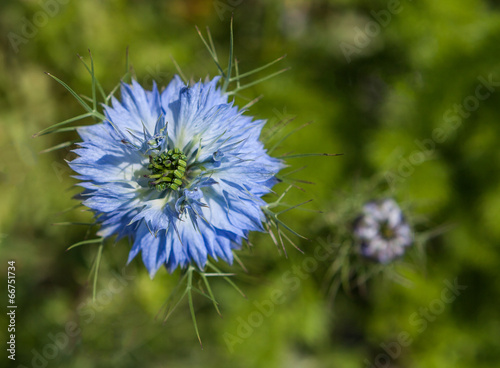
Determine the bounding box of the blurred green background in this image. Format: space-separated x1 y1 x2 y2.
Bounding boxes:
1 0 500 367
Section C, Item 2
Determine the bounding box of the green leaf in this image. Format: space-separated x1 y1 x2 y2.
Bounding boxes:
222 16 234 93
268 122 311 154
66 238 103 251
45 72 93 114
227 67 291 96
170 54 188 84
196 25 225 78
39 140 77 154
92 243 104 302
200 273 222 317
77 51 106 103
229 54 286 82
206 261 246 298
187 267 203 348
33 112 93 137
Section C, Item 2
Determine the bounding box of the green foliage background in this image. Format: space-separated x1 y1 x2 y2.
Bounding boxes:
1 0 500 367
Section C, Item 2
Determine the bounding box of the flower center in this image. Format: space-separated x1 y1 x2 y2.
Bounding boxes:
146 148 187 191
379 221 395 240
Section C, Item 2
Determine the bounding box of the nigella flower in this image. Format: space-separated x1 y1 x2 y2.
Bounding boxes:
69 76 283 276
353 198 412 263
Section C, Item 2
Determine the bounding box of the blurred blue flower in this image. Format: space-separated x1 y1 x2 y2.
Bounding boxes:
70 76 283 276
354 199 412 263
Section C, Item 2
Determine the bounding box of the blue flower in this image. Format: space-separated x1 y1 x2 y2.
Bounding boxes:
69 76 283 276
353 199 412 263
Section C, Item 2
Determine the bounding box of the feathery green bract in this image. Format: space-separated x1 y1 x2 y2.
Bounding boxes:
196 16 288 96
33 49 130 141
157 263 247 347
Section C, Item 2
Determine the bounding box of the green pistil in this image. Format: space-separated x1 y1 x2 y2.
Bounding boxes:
145 148 188 191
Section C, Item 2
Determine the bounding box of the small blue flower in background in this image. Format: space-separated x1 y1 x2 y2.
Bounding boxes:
354 198 412 263
70 76 283 276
